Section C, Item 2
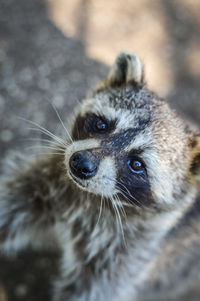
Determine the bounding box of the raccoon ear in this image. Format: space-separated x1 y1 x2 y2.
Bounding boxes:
106 52 144 87
189 135 200 180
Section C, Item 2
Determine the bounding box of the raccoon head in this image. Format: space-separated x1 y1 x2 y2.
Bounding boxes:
65 52 200 211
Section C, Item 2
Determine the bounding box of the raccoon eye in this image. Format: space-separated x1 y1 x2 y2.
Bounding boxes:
128 158 145 174
92 117 108 133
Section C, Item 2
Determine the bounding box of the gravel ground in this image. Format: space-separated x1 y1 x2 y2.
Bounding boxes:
0 0 199 300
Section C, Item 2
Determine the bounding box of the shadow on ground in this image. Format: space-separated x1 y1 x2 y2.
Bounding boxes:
162 0 200 124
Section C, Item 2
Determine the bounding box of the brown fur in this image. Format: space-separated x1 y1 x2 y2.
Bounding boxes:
0 52 200 300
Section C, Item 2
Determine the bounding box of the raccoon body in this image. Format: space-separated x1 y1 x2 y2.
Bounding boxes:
0 52 200 301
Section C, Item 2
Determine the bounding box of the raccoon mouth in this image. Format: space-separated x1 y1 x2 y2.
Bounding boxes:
69 171 87 189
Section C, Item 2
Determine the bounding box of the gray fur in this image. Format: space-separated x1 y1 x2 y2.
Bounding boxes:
0 52 200 300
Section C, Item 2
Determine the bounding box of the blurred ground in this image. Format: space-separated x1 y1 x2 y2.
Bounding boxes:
0 0 199 300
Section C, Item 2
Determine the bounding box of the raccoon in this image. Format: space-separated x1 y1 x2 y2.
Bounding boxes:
0 52 200 301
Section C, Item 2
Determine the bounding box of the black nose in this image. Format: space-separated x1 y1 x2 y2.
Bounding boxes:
69 151 98 180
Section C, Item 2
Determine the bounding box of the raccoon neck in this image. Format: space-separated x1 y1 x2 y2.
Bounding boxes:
59 185 183 274
56 188 184 301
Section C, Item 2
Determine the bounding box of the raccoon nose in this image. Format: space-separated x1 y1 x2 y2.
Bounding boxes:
69 151 98 179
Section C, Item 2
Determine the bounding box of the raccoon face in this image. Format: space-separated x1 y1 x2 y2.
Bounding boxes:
65 52 200 210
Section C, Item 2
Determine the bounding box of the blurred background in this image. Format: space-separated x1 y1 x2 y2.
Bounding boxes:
0 0 199 300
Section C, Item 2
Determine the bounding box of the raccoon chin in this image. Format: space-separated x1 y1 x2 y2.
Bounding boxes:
69 171 88 190
68 171 97 196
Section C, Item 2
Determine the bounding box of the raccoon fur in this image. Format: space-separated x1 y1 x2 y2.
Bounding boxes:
0 52 200 301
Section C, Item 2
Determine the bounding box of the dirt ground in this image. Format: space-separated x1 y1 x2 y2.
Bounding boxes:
0 0 200 300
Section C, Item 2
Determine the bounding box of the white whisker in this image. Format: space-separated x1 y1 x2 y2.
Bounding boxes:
28 127 67 147
26 145 65 152
49 101 74 143
110 195 127 248
29 152 65 156
104 175 142 207
23 138 63 145
18 117 67 147
96 194 103 227
115 194 127 219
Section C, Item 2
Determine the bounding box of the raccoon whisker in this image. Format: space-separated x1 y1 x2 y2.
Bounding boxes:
103 176 142 208
28 127 68 147
100 194 104 223
110 196 124 240
102 195 106 221
116 181 133 197
74 97 82 105
116 181 144 208
25 142 65 150
23 138 66 151
117 190 133 205
95 194 104 229
112 191 126 211
109 195 120 229
115 194 127 219
117 189 143 208
28 126 68 146
75 122 81 140
18 117 67 146
26 145 65 152
23 138 65 146
27 143 66 156
49 101 74 144
29 152 65 156
115 190 135 208
110 195 127 247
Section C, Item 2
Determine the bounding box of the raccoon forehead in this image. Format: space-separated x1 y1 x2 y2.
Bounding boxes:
80 85 160 112
77 94 153 130
93 85 161 110
78 96 119 119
